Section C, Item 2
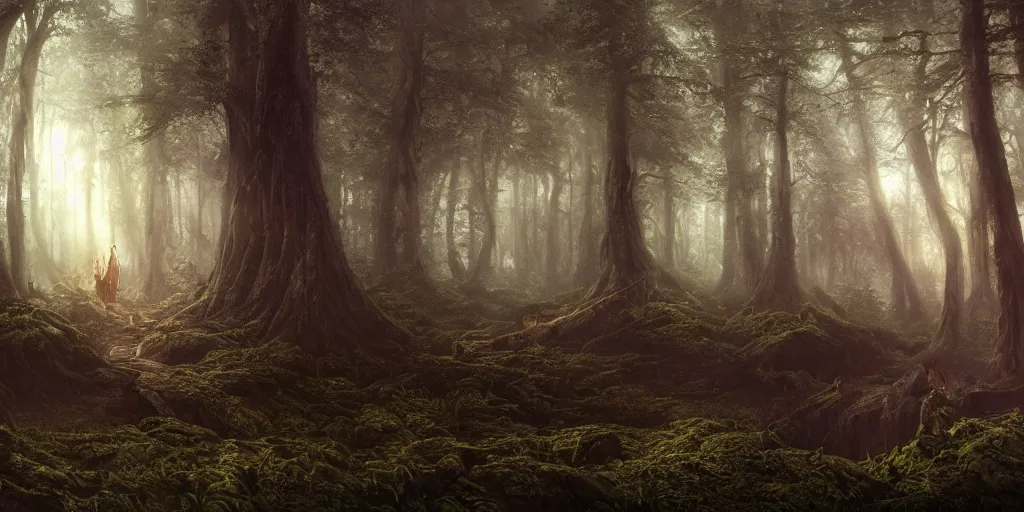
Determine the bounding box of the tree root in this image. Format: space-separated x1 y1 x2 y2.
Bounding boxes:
491 278 646 351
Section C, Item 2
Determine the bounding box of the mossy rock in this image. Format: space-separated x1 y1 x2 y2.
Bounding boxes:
732 307 904 381
863 412 1024 510
0 300 108 406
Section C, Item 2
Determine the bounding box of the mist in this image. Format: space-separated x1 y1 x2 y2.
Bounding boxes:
1 0 1023 509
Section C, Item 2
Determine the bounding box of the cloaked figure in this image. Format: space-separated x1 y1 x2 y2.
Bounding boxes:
94 245 120 304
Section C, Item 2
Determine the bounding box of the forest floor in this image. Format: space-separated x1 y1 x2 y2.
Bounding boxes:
0 269 1021 511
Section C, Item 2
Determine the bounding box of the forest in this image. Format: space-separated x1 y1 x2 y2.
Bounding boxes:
4 0 1024 509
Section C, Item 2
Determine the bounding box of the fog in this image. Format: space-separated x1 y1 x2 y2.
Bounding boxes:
2 0 1024 508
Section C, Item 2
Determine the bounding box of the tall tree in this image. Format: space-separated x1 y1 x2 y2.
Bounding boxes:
375 0 427 277
8 0 59 296
961 0 1024 375
748 67 800 311
837 33 925 323
0 0 24 297
714 0 760 294
898 35 963 347
193 0 407 353
136 0 170 299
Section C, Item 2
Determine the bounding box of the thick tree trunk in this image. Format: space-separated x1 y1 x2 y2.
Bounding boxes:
717 180 738 292
963 151 995 315
902 105 964 348
0 2 24 296
587 77 656 303
195 0 406 353
376 0 426 276
748 71 801 312
7 2 57 296
838 35 924 322
962 0 1024 375
445 156 465 280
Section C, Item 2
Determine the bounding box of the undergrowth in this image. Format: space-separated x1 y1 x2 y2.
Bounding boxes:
0 280 1015 511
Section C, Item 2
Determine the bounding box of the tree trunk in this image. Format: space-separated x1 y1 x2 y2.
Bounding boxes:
84 129 96 258
661 165 675 269
7 2 57 296
446 156 465 280
462 134 496 289
0 2 24 296
136 0 170 298
748 71 801 312
546 164 564 291
902 104 964 348
376 0 426 276
574 126 599 287
838 35 924 322
587 76 655 303
962 0 1024 375
195 0 406 354
511 172 523 280
715 0 759 293
963 150 995 315
717 178 738 293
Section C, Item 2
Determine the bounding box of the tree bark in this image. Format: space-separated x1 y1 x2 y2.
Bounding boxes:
838 34 924 322
195 0 407 354
962 150 995 315
587 76 655 303
375 0 426 276
462 133 497 289
902 105 964 348
7 1 57 296
962 0 1024 375
748 70 801 312
0 1 24 296
574 126 600 287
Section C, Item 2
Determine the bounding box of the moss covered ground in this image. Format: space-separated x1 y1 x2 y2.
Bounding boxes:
0 278 1020 510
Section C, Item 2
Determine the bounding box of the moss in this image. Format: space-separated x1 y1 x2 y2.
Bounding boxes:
0 300 109 406
136 329 244 365
4 279 1022 510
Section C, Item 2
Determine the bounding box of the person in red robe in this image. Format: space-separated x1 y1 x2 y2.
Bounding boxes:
94 245 120 304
